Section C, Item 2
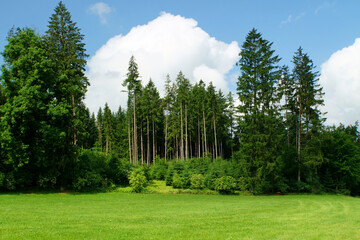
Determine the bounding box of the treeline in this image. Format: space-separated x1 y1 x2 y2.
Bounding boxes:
0 2 359 194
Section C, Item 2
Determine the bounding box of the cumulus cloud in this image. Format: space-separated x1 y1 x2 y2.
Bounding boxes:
319 38 360 126
85 12 240 113
88 2 112 24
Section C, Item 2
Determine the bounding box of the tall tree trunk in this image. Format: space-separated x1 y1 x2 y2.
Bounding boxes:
298 100 302 182
180 104 184 160
141 125 144 164
152 115 155 164
147 116 150 165
128 115 132 163
203 111 207 156
164 105 168 162
176 135 179 159
189 133 192 158
198 117 201 157
213 113 218 159
185 104 188 160
133 95 137 164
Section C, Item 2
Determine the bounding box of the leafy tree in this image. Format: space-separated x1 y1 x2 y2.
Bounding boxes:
0 28 56 188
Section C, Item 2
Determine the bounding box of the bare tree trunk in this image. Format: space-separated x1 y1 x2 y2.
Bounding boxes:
185 104 188 160
198 117 201 157
180 104 184 160
176 135 179 159
152 116 155 164
141 125 144 164
189 133 192 159
203 111 207 156
298 100 302 182
133 95 137 164
213 113 218 159
164 105 168 162
147 116 150 165
98 122 103 152
128 115 132 163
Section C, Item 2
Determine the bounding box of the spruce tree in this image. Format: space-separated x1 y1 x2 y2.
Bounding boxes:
292 47 325 183
123 56 141 164
44 1 89 183
236 28 283 193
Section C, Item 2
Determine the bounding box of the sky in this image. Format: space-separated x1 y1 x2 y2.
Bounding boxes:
0 0 359 126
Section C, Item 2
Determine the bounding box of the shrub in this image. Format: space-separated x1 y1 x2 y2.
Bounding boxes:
214 176 237 194
73 172 109 191
165 165 174 186
172 172 183 189
129 168 148 193
190 174 205 189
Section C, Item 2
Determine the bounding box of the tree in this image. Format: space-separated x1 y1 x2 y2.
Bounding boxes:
103 103 113 155
123 56 142 164
176 72 191 160
291 47 325 183
236 28 283 193
44 1 89 183
0 28 56 188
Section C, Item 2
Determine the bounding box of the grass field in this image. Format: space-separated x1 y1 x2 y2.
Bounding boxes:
1 188 360 239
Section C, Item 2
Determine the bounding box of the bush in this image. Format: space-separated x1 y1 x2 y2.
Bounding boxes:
129 168 148 193
214 176 237 194
73 172 109 191
172 172 183 189
190 174 205 189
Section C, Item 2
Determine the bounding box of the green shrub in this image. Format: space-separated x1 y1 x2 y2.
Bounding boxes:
165 165 174 186
172 172 183 189
190 174 205 189
129 168 148 193
73 172 109 191
214 176 237 194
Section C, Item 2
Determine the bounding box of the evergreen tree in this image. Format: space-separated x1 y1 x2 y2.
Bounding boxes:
236 28 283 193
123 56 142 164
291 47 325 183
44 1 89 183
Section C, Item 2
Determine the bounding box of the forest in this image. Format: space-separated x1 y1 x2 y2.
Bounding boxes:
0 2 359 195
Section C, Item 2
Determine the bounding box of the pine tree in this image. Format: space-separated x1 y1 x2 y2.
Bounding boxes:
123 56 141 164
44 1 89 182
236 28 282 193
292 47 325 182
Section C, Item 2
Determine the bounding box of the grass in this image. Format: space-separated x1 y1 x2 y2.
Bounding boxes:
0 186 360 239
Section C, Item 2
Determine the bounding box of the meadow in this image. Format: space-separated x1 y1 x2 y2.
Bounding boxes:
1 189 359 239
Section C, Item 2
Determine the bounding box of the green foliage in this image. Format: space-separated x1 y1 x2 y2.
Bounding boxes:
214 176 237 194
172 172 183 189
129 167 148 193
190 174 205 189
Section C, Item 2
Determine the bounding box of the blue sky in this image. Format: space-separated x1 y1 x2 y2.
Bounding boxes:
1 1 360 125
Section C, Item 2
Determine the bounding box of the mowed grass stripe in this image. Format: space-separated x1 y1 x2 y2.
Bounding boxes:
0 193 359 239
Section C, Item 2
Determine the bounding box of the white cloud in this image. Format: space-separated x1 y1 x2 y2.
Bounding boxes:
88 2 112 24
281 15 292 25
281 12 305 26
319 38 360 126
85 12 240 113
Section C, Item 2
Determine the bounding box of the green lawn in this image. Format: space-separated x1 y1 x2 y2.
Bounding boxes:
0 190 359 239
